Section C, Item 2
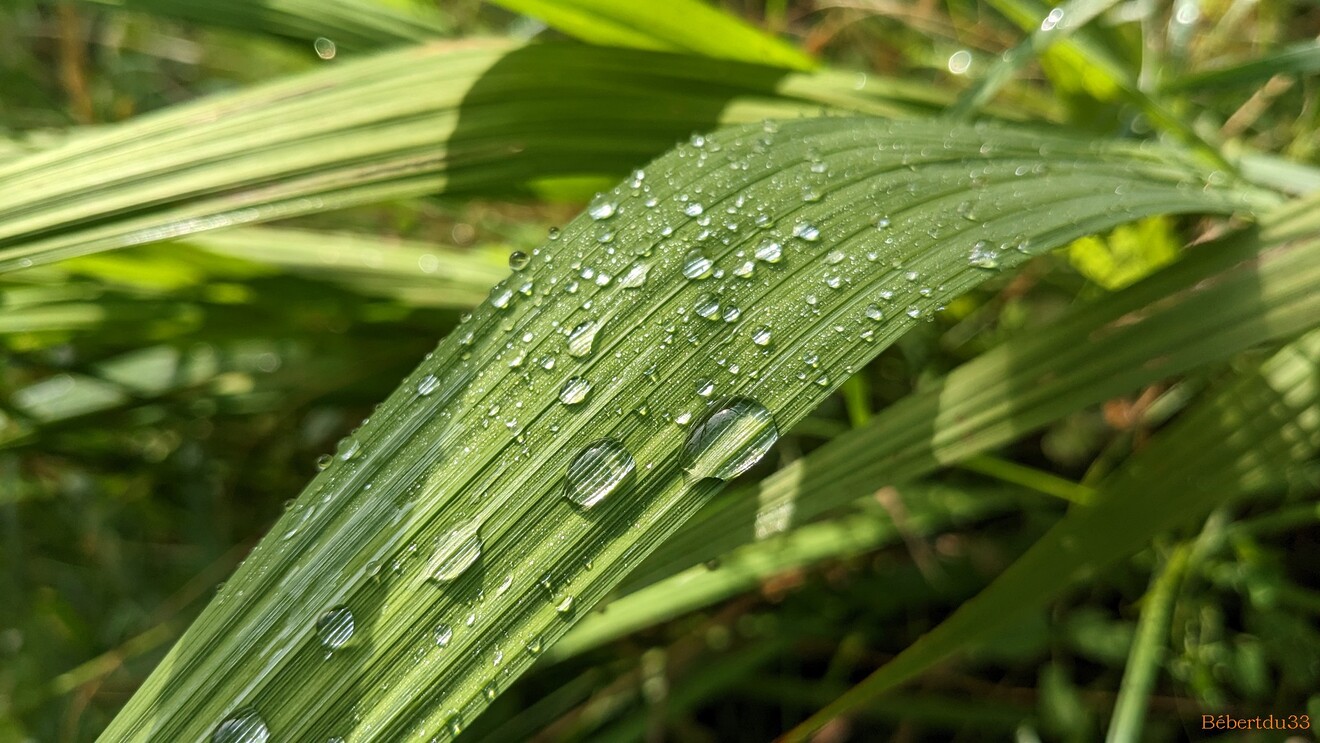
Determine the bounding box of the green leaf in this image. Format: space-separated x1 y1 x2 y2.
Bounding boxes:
488 0 816 70
100 114 1261 741
0 40 951 273
1160 42 1320 93
787 320 1320 739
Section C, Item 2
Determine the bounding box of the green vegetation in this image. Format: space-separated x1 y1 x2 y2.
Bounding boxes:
1 1 1317 741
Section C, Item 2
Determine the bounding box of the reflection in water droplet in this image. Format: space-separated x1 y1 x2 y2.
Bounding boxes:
792 222 820 241
694 293 721 320
559 377 592 406
556 595 575 614
508 251 530 270
434 624 453 648
681 398 779 481
619 262 650 288
313 37 336 60
754 239 783 263
316 606 355 650
564 439 636 509
683 202 705 217
213 708 270 743
752 326 772 346
682 250 713 280
865 304 884 321
428 519 482 583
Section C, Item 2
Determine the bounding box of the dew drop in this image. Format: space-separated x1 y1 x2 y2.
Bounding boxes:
315 606 354 650
875 217 891 230
754 239 783 263
547 226 561 241
792 222 820 242
619 262 650 288
588 194 617 220
696 379 715 397
684 202 705 217
313 37 336 60
751 326 772 346
564 439 635 509
315 454 332 471
427 518 482 583
865 304 884 321
508 251 530 270
682 250 714 280
732 260 755 278
489 286 514 309
694 293 721 320
559 377 592 406
434 624 453 648
556 595 576 614
417 374 440 396
567 320 600 358
212 709 269 743
968 240 1000 269
681 398 779 481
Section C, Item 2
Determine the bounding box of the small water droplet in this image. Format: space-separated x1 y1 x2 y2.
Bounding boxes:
681 398 779 481
696 379 715 397
968 240 1000 269
417 374 440 396
682 250 713 279
313 37 336 60
427 519 482 583
825 250 845 264
619 262 650 288
752 326 772 346
559 377 592 406
588 194 617 220
213 709 269 743
434 624 453 648
547 226 561 240
792 222 820 241
875 217 891 230
564 439 636 509
684 202 705 217
865 304 884 321
508 251 530 270
556 595 576 614
732 260 755 278
316 606 355 650
754 239 783 263
722 305 741 323
694 293 721 320
567 320 601 358
315 454 332 471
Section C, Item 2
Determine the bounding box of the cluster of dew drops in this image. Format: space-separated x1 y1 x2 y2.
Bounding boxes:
214 122 1036 743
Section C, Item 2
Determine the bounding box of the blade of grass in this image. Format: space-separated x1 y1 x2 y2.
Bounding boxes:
630 202 1320 588
1104 542 1192 743
100 115 1258 741
0 40 957 273
488 0 816 70
1160 42 1320 93
786 326 1320 740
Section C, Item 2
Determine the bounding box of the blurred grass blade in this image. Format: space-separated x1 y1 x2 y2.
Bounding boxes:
1161 42 1320 93
99 115 1259 741
0 40 952 273
631 206 1320 587
554 484 1015 659
788 325 1320 740
79 0 450 49
488 0 815 70
1104 542 1191 743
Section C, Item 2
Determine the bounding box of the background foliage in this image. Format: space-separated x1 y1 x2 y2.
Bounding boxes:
1 0 1318 741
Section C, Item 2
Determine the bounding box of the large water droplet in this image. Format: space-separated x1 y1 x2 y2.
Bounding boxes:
968 240 1000 269
417 374 440 397
754 239 783 263
792 222 820 242
619 262 650 288
316 606 355 650
428 519 482 583
559 376 592 406
213 709 269 743
564 439 636 509
683 202 705 217
588 194 617 220
508 251 530 270
681 398 779 481
752 326 772 346
694 293 721 320
567 320 601 358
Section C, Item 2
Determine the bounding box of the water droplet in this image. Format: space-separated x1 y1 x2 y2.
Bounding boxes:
947 50 972 75
564 439 636 509
732 260 755 278
968 240 1000 269
556 595 576 614
338 437 360 462
1041 7 1065 30
722 304 741 322
595 226 615 244
696 379 715 397
865 304 883 321
588 194 617 220
681 398 779 481
694 293 721 320
417 374 440 396
316 606 355 650
427 519 482 583
567 320 600 358
213 709 269 743
547 226 561 241
752 326 772 346
315 454 332 471
875 217 891 230
559 377 592 406
792 222 820 241
525 636 543 655
754 239 783 263
619 262 650 288
682 250 713 279
508 251 530 270
313 37 336 60
825 250 845 264
684 202 705 217
434 624 453 648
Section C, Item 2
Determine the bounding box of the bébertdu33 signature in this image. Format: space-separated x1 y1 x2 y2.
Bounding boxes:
1200 713 1311 732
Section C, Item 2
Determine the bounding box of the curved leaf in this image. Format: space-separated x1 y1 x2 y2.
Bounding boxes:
102 115 1263 741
